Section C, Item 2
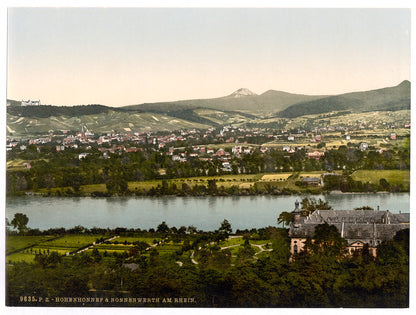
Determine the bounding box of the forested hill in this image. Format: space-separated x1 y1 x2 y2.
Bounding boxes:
6 104 132 118
278 80 411 118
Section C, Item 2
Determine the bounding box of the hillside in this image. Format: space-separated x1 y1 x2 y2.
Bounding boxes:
6 108 212 136
278 80 410 118
124 89 328 113
6 104 125 118
6 81 410 137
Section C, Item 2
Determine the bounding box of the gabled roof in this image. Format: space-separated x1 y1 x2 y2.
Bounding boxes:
289 209 409 242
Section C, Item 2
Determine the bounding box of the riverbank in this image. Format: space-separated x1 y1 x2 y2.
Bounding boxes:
9 169 409 198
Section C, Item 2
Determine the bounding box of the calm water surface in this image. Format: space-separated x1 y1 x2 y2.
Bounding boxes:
6 193 410 231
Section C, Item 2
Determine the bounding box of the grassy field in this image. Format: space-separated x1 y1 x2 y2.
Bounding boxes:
44 234 109 249
6 252 36 264
94 244 132 251
6 235 56 254
109 236 161 244
30 247 71 255
218 237 245 248
6 234 116 263
77 174 264 194
351 170 410 186
260 173 292 181
156 243 183 256
6 159 28 171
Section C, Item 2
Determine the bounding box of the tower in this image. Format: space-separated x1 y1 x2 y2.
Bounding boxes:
81 125 86 140
293 200 301 225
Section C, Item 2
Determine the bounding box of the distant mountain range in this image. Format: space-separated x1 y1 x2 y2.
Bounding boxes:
6 81 410 136
278 80 411 118
124 88 327 113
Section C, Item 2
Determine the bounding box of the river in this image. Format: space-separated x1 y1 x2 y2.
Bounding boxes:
6 193 410 231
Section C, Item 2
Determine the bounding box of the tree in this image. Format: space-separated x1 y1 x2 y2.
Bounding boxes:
11 213 29 234
277 211 293 227
6 218 11 233
149 248 160 266
157 221 170 233
311 223 346 257
379 178 390 191
207 180 218 194
300 197 332 216
218 219 232 237
237 240 256 263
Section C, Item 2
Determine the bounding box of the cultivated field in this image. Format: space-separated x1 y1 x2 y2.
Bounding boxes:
6 234 115 263
6 235 56 255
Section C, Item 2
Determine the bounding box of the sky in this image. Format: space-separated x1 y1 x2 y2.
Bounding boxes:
6 7 411 107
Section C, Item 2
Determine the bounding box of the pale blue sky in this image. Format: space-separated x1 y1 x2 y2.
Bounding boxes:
7 8 411 106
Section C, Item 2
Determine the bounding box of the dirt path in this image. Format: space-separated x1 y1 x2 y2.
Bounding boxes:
251 243 273 255
73 235 120 255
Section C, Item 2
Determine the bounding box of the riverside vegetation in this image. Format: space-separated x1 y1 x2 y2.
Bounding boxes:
5 210 409 308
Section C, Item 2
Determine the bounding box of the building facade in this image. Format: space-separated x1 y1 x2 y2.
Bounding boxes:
288 201 409 257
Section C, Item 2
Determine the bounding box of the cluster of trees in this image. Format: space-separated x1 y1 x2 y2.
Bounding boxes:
278 197 332 227
323 174 406 193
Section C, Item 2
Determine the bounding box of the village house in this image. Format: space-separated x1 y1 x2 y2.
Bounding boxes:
243 147 252 154
288 201 409 257
307 150 325 160
215 148 226 157
301 177 320 186
125 147 140 153
222 162 232 172
78 153 89 159
232 146 242 155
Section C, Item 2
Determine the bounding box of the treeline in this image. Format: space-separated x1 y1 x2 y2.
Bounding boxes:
6 227 409 307
323 174 406 193
7 104 132 118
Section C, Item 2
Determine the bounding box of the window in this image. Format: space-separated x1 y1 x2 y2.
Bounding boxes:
294 244 298 254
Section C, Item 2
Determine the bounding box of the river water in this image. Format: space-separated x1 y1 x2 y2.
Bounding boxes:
5 193 410 231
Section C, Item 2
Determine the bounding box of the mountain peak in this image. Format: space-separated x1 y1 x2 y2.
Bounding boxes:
229 88 257 98
398 80 410 88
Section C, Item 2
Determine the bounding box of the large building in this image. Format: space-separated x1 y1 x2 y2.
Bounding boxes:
288 201 409 256
21 99 41 106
